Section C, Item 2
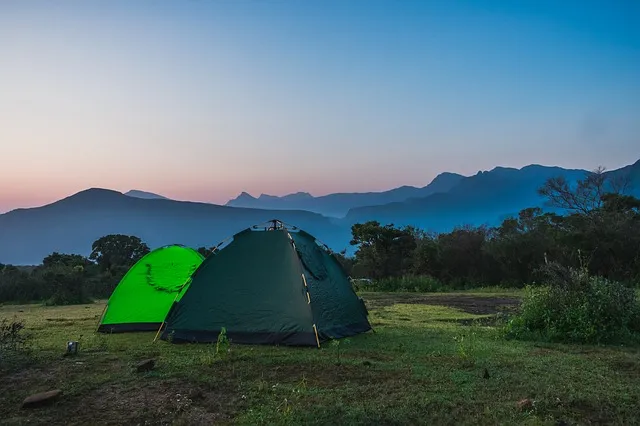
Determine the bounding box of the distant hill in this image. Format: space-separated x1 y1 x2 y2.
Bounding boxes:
3 160 638 265
226 172 465 217
0 189 347 265
124 190 169 200
344 160 640 232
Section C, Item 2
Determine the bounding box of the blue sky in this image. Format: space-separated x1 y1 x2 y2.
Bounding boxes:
0 0 638 212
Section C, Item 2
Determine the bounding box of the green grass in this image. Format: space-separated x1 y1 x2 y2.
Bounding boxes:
1 292 639 425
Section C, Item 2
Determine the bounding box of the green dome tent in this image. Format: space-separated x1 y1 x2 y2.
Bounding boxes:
97 245 204 333
159 221 371 347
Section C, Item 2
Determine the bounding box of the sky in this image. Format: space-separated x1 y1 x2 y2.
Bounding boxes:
0 0 638 212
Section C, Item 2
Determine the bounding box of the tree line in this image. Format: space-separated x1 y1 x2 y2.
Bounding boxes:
1 168 638 305
337 169 640 290
0 232 235 305
0 235 152 304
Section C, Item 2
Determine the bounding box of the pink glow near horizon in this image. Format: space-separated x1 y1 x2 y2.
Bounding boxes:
0 169 445 213
1 1 638 214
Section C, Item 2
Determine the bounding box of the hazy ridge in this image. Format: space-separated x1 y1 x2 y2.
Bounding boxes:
2 160 638 265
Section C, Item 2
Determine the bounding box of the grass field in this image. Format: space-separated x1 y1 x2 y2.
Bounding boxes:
1 291 639 425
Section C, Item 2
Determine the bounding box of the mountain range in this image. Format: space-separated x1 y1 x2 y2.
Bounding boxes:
1 159 638 265
124 190 170 200
0 189 344 265
226 172 465 217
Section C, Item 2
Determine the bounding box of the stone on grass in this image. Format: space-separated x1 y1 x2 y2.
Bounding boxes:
517 398 534 411
21 390 62 409
136 359 155 372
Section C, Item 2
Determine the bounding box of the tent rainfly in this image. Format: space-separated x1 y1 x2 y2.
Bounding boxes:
158 220 372 346
97 245 204 333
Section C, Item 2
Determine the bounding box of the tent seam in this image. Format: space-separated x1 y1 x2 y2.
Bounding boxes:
287 229 321 348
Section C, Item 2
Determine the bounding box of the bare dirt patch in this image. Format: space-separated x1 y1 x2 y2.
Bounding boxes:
69 379 239 425
2 375 242 426
364 293 520 315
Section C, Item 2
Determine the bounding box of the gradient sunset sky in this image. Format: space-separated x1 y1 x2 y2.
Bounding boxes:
1 0 638 213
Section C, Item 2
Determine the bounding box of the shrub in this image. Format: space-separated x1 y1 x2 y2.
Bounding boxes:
0 318 27 351
505 263 640 344
0 317 31 368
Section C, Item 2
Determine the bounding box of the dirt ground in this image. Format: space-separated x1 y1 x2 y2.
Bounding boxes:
362 292 521 315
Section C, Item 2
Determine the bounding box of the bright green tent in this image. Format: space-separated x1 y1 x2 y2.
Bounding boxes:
97 245 204 333
160 221 371 346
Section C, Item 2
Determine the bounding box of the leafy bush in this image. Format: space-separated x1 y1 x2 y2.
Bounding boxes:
505 263 640 344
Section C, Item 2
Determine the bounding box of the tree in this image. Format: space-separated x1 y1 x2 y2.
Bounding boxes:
349 221 417 279
42 265 92 306
538 167 631 215
332 250 355 277
601 193 640 214
89 234 150 271
42 252 92 268
578 193 640 281
436 225 495 286
411 233 440 277
539 168 640 282
487 208 566 285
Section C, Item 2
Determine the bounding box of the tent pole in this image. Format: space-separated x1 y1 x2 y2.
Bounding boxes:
312 324 321 348
289 229 321 348
152 321 165 342
153 283 186 343
95 303 109 332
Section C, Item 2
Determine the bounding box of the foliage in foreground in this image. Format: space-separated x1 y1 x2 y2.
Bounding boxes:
0 317 31 368
505 263 640 344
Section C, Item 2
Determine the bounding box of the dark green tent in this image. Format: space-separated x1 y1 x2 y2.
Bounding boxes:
160 221 371 346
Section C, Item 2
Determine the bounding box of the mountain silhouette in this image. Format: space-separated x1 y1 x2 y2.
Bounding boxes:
2 160 638 265
124 190 170 200
0 189 346 265
226 172 465 216
344 161 640 231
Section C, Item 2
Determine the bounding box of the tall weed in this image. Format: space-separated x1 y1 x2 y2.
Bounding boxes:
0 317 32 368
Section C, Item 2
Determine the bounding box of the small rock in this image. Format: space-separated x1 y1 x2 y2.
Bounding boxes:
136 359 155 372
21 390 62 409
517 398 534 411
362 360 372 366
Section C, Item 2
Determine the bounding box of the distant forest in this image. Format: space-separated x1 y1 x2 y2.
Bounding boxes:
0 169 638 305
338 169 640 291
